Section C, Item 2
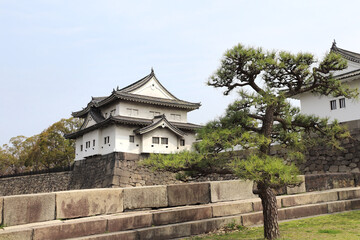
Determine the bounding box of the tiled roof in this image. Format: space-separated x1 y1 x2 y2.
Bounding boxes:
331 42 360 64
72 70 201 118
65 115 201 139
134 114 185 136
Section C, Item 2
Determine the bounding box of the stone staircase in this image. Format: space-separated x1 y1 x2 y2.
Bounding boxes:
1 186 360 240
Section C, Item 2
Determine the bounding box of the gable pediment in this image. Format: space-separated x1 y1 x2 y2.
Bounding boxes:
129 76 174 100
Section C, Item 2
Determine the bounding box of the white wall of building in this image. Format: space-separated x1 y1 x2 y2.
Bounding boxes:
114 125 141 154
299 78 360 122
118 101 188 123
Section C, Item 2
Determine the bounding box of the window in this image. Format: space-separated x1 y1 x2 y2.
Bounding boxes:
171 114 181 121
104 136 110 144
150 111 161 117
129 135 135 143
127 108 139 116
161 138 168 145
80 145 83 151
86 141 90 148
93 139 96 146
330 100 337 110
152 137 159 144
339 98 346 108
180 139 185 146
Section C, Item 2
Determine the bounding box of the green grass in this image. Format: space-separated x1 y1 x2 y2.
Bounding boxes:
186 210 360 240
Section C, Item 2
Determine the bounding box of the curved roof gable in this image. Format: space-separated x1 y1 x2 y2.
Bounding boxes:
331 41 360 79
134 114 185 137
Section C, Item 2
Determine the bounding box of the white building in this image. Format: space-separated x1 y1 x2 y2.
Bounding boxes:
295 42 360 122
66 70 201 160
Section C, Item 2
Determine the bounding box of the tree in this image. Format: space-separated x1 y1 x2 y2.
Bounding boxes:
143 44 358 239
0 117 82 175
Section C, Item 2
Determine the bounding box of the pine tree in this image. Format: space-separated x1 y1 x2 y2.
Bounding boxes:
143 44 358 239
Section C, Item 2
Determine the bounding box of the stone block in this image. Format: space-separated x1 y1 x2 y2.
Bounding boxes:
338 188 360 200
56 188 123 219
190 216 241 235
282 203 328 220
33 216 107 240
350 199 360 210
327 201 351 213
252 198 282 212
0 197 3 225
241 212 263 226
286 175 306 195
212 200 253 217
75 230 137 240
107 212 152 232
136 222 191 240
281 191 338 207
123 185 167 210
153 205 212 225
0 228 33 240
3 193 55 226
210 180 256 203
167 182 210 206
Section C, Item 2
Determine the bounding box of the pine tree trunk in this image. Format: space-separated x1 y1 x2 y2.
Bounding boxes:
258 183 280 240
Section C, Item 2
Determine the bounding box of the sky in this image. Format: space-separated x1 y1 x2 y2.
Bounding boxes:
1 0 360 146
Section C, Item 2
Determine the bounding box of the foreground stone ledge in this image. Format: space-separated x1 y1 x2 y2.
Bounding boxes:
189 216 240 236
0 228 33 240
56 188 123 219
137 222 191 240
123 185 167 210
252 198 282 211
167 182 210 207
32 216 107 240
152 205 212 225
73 230 137 240
286 175 306 195
210 180 256 203
282 203 328 220
212 199 253 217
241 212 263 226
106 212 152 232
0 197 3 225
281 191 338 207
3 193 55 226
327 200 352 213
338 188 360 200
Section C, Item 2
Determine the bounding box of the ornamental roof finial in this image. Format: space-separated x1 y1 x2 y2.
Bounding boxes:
332 39 337 47
151 67 154 74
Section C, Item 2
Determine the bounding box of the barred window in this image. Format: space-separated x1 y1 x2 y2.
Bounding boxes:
330 100 337 110
129 135 135 143
180 139 185 146
161 138 168 145
339 98 346 108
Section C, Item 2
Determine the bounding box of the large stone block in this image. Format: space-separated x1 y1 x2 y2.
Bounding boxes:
338 188 360 200
327 201 352 213
252 198 282 212
0 197 3 225
3 193 55 226
286 175 306 195
282 203 328 220
136 222 191 240
74 230 137 240
167 182 210 206
350 199 360 210
107 212 152 232
281 191 338 207
153 205 212 225
241 212 263 226
123 185 167 210
56 188 123 219
210 180 256 203
212 200 253 217
33 216 107 240
0 228 33 240
191 215 242 235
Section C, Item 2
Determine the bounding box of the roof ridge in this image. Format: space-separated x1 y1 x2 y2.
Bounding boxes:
331 43 360 63
118 70 154 92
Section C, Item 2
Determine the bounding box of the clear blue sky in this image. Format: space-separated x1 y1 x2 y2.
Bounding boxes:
1 0 360 146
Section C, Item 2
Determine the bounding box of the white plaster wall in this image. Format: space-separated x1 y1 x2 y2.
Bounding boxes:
142 128 179 153
299 78 360 122
131 77 173 99
75 137 83 161
113 126 141 154
118 101 188 123
101 102 119 118
100 125 116 155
